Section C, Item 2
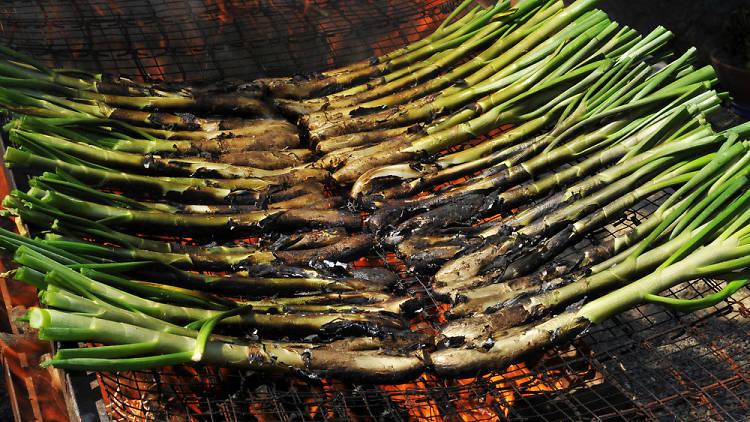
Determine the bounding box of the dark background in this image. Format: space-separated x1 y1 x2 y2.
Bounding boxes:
600 0 747 64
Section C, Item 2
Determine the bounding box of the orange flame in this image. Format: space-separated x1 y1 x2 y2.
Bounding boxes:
373 352 599 420
213 0 230 23
379 373 444 419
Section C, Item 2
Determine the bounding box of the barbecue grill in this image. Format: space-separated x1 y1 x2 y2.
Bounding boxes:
0 1 747 421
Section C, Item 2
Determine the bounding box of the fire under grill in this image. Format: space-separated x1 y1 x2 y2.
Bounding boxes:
0 1 747 421
0 0 456 83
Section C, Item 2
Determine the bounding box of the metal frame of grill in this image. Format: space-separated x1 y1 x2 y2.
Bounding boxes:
0 1 747 421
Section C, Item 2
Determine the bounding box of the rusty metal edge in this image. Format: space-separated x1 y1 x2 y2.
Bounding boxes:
0 131 107 422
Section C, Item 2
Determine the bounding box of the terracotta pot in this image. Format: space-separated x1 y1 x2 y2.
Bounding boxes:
711 50 750 105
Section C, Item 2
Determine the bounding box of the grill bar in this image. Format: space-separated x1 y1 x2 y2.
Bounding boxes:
0 0 458 83
0 1 747 421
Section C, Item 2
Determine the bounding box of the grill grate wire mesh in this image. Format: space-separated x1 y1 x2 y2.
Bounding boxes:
87 146 750 421
0 1 747 421
0 0 460 83
90 224 750 421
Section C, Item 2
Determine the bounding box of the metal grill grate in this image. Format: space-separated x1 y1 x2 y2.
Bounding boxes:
0 1 747 420
89 190 750 421
0 0 458 83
